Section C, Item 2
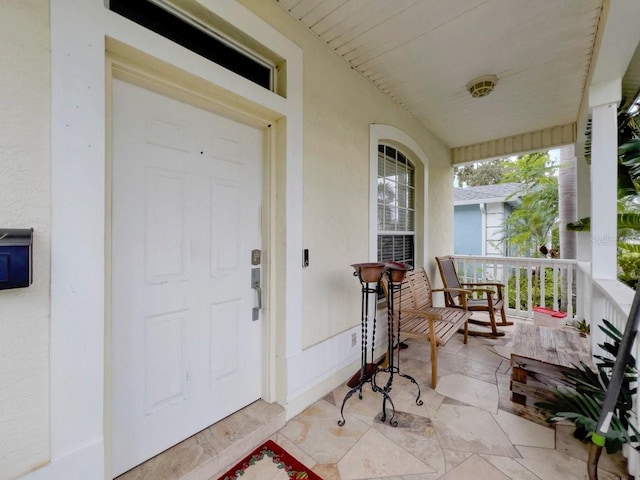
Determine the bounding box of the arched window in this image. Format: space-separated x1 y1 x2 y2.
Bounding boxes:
377 144 415 266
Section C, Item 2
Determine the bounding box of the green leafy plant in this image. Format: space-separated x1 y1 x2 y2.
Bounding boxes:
536 319 640 454
572 319 590 336
506 267 563 311
501 152 559 257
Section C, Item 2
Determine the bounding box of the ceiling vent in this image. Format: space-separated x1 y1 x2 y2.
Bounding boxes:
466 75 498 98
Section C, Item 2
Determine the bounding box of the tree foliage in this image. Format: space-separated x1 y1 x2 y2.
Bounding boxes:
501 152 558 257
455 160 507 187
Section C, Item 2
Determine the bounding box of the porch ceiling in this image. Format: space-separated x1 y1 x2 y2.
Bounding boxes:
275 0 640 157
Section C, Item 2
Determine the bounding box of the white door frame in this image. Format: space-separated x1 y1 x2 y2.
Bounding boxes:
46 3 302 478
105 52 276 474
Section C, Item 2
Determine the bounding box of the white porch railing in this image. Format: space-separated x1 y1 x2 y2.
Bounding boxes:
452 255 579 321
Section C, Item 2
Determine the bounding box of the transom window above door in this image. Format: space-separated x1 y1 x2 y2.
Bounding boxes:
377 144 415 266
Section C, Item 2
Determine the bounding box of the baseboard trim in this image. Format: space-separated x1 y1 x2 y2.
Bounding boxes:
285 357 361 420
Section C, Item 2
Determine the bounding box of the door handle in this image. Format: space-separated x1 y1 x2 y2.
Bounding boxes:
251 268 261 321
254 285 262 309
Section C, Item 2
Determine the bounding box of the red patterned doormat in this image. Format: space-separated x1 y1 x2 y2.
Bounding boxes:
217 440 323 480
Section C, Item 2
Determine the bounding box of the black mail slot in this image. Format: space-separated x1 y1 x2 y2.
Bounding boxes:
0 228 33 290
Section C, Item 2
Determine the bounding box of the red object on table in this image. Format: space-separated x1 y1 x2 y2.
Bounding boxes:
533 306 567 318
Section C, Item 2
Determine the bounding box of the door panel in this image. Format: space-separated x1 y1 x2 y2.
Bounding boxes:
212 181 241 271
209 300 241 381
145 170 189 280
143 311 188 414
111 78 263 476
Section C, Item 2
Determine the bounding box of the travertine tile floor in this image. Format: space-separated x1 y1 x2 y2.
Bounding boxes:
119 316 629 480
272 318 628 480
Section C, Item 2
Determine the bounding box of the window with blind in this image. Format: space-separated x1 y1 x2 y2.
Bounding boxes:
377 144 415 266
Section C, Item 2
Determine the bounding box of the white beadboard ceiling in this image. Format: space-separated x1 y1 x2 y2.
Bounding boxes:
275 0 640 154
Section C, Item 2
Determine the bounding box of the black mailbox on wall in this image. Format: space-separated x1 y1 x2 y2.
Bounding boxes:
0 228 33 290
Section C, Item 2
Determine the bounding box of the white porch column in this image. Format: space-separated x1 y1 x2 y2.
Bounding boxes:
589 78 621 280
588 78 621 354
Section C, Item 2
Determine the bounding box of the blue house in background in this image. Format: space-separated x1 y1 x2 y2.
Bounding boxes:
454 183 521 257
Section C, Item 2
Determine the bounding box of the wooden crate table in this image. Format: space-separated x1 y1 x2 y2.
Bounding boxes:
510 323 592 406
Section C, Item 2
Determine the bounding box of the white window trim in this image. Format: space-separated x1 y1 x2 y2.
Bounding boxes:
369 125 429 265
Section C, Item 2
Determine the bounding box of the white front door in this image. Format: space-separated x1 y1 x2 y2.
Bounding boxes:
111 78 263 476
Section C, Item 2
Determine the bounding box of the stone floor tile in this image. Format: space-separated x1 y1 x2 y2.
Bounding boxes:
439 454 511 479
479 454 542 480
331 382 389 426
497 357 512 375
383 384 431 419
493 409 555 448
442 449 474 471
399 339 438 360
310 463 340 480
436 373 499 412
337 428 430 480
117 433 217 480
436 350 500 384
391 355 431 383
278 399 369 464
438 335 466 355
374 421 445 474
117 316 633 480
201 400 284 453
493 343 514 362
431 404 519 457
454 341 505 368
516 445 621 480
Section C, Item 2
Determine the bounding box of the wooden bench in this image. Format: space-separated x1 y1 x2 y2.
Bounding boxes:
382 267 473 389
510 323 592 406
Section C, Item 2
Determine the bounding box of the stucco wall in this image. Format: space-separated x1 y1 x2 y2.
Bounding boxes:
238 0 453 347
2 1 455 476
0 1 51 479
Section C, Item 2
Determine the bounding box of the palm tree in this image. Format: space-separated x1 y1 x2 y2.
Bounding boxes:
558 145 577 310
501 152 559 257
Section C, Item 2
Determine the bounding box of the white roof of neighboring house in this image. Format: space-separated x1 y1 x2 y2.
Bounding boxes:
454 183 522 206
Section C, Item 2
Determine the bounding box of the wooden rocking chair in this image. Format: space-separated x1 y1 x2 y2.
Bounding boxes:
435 255 513 338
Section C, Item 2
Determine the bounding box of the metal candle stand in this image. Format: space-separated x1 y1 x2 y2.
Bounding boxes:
371 262 423 426
338 262 422 427
338 262 385 427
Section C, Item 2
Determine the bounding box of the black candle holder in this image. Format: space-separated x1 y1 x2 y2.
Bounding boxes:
338 262 385 426
371 262 423 426
338 261 423 427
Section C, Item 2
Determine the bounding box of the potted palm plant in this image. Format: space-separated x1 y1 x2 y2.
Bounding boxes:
536 319 640 454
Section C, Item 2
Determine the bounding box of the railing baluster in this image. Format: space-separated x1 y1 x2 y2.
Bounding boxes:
515 263 521 316
539 265 546 309
552 265 558 312
504 261 510 311
567 263 574 319
461 258 468 284
482 259 486 283
527 261 533 314
451 255 579 320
